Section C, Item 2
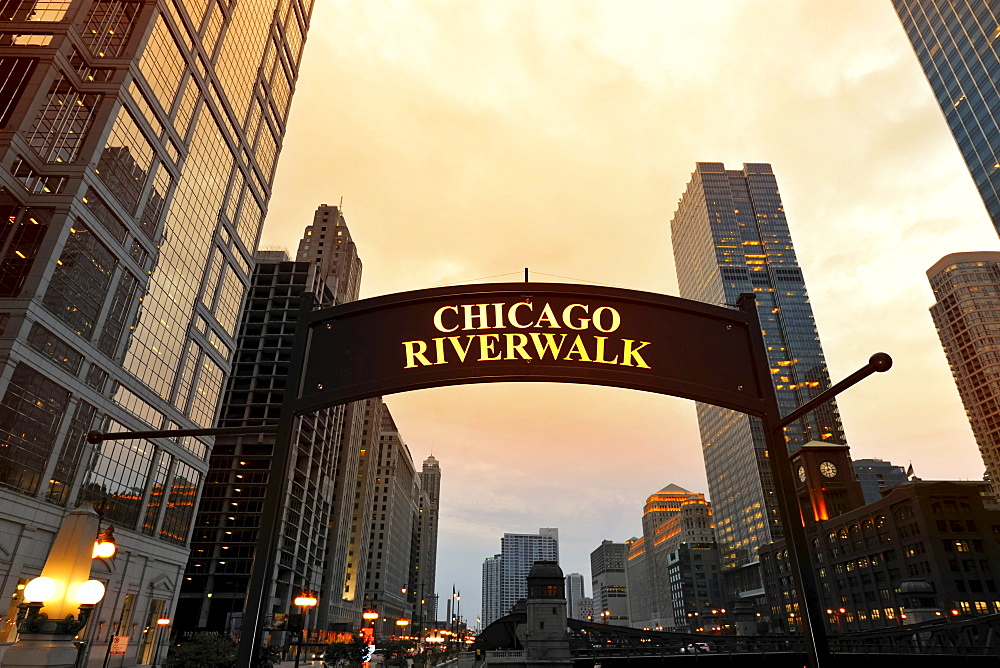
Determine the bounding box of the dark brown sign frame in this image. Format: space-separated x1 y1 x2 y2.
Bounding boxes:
291 283 772 416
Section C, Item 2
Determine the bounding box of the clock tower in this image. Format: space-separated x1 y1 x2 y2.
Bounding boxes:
789 441 865 523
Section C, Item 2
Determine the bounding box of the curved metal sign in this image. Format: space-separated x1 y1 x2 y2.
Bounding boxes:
290 283 774 416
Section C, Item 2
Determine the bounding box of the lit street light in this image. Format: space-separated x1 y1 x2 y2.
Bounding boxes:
363 609 380 653
293 591 318 668
152 617 171 667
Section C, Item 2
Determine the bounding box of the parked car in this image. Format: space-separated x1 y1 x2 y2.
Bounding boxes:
681 642 711 653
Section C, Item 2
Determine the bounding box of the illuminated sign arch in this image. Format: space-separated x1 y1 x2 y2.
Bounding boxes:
286 282 778 418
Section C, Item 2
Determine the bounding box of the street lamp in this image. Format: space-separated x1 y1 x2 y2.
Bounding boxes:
396 618 410 638
293 592 318 668
152 617 171 667
4 504 109 667
363 609 379 651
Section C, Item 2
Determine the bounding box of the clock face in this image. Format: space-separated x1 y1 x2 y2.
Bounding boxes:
797 466 807 483
819 461 838 478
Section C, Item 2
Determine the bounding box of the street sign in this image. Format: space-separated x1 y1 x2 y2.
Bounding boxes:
110 636 130 655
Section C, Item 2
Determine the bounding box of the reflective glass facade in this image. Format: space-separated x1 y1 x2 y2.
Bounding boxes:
894 1 1000 234
0 0 311 653
670 162 846 570
927 251 1000 498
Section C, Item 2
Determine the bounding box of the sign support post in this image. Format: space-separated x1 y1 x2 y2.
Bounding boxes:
236 294 315 668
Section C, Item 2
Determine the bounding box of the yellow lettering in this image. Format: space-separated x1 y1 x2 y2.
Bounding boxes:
563 335 592 362
529 332 567 360
592 306 621 333
593 336 619 364
562 303 590 330
432 337 448 365
504 333 531 360
433 305 459 333
478 334 501 361
462 303 490 330
403 340 432 368
508 301 533 328
621 339 652 368
534 303 559 328
491 303 505 329
448 336 476 362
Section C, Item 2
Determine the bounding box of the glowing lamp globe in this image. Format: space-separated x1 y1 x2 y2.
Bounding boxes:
23 577 57 603
362 610 379 621
294 593 318 608
92 540 116 559
73 580 106 605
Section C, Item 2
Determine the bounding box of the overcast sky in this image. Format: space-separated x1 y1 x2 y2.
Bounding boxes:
260 1 999 624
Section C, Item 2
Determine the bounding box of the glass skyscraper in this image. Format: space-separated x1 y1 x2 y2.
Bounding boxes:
670 162 846 572
893 1 1000 234
0 0 310 661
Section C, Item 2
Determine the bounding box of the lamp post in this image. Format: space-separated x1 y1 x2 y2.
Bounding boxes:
362 609 379 656
293 592 318 668
395 618 410 638
2 504 109 668
152 617 170 668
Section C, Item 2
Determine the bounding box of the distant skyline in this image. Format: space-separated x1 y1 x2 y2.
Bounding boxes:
260 2 997 621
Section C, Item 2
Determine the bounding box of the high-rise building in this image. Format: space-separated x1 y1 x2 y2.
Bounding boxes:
670 162 846 574
927 251 1000 496
625 484 721 630
178 209 366 639
414 455 441 630
590 539 629 625
481 554 502 627
852 458 910 505
564 572 585 620
500 528 558 622
893 1 1000 234
0 0 311 662
481 528 558 627
362 406 420 636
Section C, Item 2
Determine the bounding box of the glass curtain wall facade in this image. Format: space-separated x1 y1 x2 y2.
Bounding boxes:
670 162 845 570
893 1 1000 235
0 0 311 657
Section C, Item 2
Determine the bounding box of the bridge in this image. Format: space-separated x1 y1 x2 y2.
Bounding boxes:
476 611 1000 666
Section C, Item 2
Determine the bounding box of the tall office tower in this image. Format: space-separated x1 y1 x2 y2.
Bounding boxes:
178 212 366 638
564 572 585 619
0 0 311 661
590 540 629 625
481 554 502 627
413 455 441 629
496 528 558 622
295 204 361 306
178 249 337 636
893 2 1000 234
624 537 654 628
362 406 420 637
927 251 1000 497
670 162 846 574
345 396 385 621
625 485 719 630
852 458 910 504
